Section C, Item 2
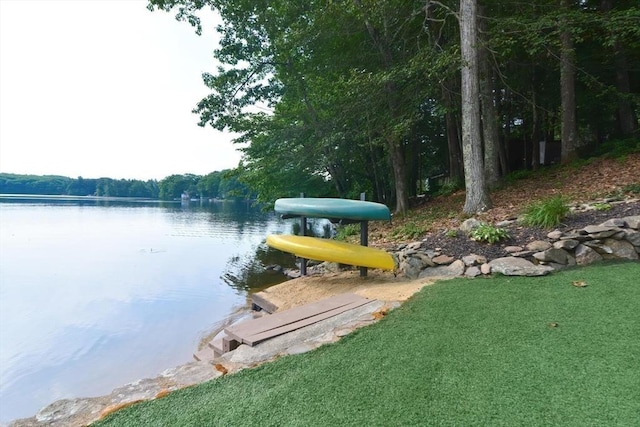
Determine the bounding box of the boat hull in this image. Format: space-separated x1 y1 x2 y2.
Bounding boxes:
274 198 391 221
266 235 396 271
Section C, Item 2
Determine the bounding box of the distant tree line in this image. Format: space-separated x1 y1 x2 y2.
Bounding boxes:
0 170 253 201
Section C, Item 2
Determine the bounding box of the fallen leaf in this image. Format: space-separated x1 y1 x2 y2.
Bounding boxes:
572 281 588 287
214 363 228 375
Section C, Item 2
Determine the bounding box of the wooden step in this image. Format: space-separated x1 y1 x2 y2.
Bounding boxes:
224 293 372 349
193 347 216 362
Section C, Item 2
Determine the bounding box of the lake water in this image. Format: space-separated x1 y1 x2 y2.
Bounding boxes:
0 196 312 423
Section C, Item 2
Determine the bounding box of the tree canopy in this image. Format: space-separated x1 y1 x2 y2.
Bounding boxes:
149 0 639 213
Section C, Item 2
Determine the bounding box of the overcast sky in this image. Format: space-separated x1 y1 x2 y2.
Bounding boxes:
0 0 242 181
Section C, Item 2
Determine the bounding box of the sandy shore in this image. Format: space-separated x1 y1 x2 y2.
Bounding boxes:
252 269 447 312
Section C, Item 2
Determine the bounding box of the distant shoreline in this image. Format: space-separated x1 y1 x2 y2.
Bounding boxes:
0 194 165 203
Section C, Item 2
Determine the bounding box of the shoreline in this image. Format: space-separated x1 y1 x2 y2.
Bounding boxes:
8 270 438 427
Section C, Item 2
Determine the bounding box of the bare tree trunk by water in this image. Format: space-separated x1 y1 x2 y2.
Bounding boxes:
460 0 491 213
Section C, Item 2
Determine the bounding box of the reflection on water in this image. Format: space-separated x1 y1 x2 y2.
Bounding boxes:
0 196 297 422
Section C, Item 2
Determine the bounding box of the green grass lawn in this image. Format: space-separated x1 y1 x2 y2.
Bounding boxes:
95 262 640 426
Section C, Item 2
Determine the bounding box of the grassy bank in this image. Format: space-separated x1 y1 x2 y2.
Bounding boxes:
96 262 640 426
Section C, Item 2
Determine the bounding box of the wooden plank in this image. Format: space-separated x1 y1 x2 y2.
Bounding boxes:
225 293 368 342
251 293 279 314
241 299 375 346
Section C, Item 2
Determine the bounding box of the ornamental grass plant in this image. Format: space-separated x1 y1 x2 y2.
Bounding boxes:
520 195 570 228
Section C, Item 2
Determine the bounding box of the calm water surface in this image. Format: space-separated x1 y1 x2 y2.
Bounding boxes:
0 197 301 422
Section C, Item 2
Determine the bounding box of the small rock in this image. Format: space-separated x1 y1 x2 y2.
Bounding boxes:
504 246 523 253
465 266 481 277
462 254 486 266
547 230 563 240
553 239 579 250
480 263 491 275
460 218 483 234
432 254 455 265
526 240 552 252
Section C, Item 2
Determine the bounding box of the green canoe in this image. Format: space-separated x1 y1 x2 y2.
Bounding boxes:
274 198 391 221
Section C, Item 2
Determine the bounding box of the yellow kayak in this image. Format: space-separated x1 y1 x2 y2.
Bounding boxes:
266 235 396 271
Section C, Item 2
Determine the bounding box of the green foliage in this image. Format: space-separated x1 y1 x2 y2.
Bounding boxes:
469 223 510 244
445 229 459 238
334 223 360 241
0 173 159 198
504 169 534 185
520 196 570 228
436 179 464 197
592 202 612 211
599 138 640 159
622 183 640 195
391 222 429 240
147 0 640 206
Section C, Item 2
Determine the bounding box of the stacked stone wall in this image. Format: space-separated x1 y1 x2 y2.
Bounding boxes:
395 214 640 278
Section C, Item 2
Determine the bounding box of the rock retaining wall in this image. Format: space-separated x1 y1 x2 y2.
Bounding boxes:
395 214 640 278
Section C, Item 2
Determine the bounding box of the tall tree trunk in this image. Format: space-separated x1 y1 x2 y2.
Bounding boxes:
387 137 409 214
613 44 638 136
442 85 464 182
600 0 638 137
531 88 541 170
460 0 491 213
356 0 409 213
478 5 500 188
560 0 578 164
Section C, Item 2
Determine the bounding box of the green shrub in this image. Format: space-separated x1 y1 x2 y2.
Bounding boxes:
504 169 534 184
392 222 429 240
445 229 459 238
623 183 640 195
520 196 570 228
436 179 464 197
469 223 510 244
334 223 360 241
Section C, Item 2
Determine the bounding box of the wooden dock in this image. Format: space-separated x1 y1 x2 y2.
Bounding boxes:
204 293 372 357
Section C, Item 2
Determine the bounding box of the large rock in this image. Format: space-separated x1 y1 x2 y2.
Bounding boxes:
419 260 465 278
399 256 425 279
460 218 483 234
603 238 638 260
623 215 640 229
533 248 571 265
487 257 553 276
622 229 640 246
574 244 603 265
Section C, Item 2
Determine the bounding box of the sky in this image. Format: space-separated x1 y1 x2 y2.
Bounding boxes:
0 0 242 181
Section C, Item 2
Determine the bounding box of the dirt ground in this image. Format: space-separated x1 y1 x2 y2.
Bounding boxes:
252 270 448 312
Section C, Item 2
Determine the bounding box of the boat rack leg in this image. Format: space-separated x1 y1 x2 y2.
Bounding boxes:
300 215 307 276
299 192 307 276
359 192 368 277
